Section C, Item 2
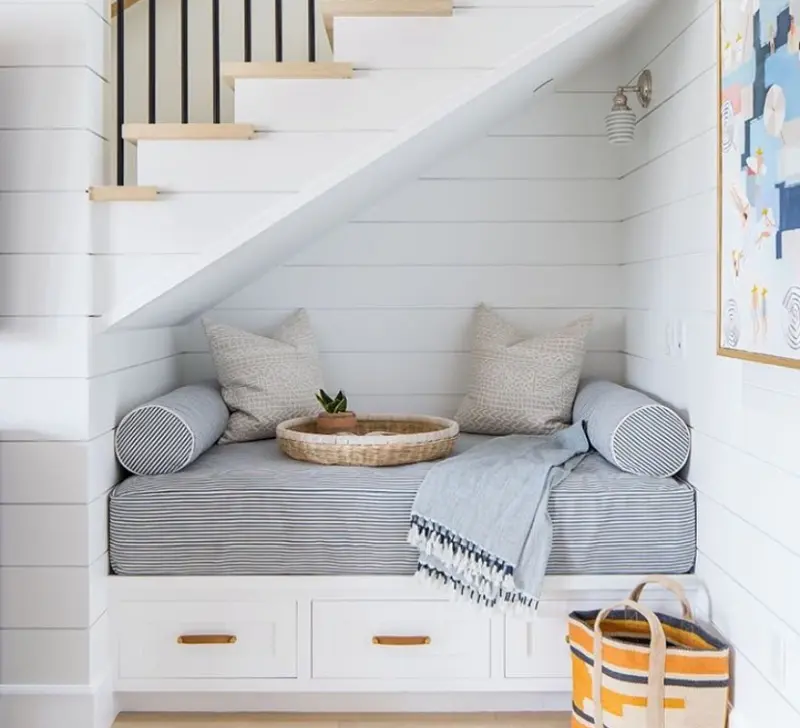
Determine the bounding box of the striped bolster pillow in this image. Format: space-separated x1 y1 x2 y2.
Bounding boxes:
573 380 690 478
114 382 230 476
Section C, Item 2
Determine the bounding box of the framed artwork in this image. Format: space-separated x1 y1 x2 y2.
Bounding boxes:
717 0 800 367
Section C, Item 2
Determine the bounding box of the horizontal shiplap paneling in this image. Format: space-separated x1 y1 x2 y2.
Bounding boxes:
358 179 620 222
181 307 624 354
0 130 103 192
290 221 622 266
222 265 624 310
0 3 106 73
0 192 93 254
620 0 800 723
423 135 620 180
0 432 118 505
0 557 107 629
0 613 109 685
0 498 107 567
0 255 95 315
0 67 105 134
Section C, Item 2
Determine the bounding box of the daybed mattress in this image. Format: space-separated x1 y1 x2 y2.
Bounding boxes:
109 435 696 576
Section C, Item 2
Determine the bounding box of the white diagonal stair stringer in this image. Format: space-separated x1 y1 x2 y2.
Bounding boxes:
104 0 655 331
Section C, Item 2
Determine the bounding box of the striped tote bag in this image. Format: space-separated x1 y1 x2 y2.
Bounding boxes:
568 576 730 728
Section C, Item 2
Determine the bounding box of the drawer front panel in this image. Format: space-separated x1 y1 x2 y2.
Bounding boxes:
118 600 297 679
505 598 681 678
312 600 491 679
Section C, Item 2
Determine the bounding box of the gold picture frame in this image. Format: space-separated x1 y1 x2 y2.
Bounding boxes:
716 0 800 368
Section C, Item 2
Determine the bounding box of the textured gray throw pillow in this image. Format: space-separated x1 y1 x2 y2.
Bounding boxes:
203 310 324 443
455 305 592 435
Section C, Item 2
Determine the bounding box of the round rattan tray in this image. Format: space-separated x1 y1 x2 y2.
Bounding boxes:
276 414 459 467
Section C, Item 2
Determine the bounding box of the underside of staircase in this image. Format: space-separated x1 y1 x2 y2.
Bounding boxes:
101 0 655 331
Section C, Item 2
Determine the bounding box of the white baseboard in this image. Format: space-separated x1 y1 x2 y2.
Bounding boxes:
116 691 571 714
0 675 116 728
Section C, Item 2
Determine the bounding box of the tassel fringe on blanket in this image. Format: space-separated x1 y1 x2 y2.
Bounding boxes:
406 424 592 614
407 515 536 613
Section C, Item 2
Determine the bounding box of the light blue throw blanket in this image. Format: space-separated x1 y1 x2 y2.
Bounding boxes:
407 422 590 612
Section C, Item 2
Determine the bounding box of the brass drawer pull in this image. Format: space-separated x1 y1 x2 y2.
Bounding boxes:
372 635 431 646
177 634 237 645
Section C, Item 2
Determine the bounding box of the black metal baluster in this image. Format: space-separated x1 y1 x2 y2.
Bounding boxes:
244 0 252 62
116 0 126 185
275 0 283 62
181 0 189 123
212 0 221 123
148 0 157 123
308 0 316 62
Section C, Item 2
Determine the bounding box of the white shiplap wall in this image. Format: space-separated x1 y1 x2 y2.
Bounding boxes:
620 1 800 725
177 56 626 411
0 4 179 728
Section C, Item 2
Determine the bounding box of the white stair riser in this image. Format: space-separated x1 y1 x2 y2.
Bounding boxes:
233 70 486 131
333 9 587 69
135 133 390 193
106 193 291 254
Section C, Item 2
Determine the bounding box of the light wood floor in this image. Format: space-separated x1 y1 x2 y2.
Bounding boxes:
113 713 571 728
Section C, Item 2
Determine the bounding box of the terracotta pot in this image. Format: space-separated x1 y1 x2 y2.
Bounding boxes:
316 411 358 435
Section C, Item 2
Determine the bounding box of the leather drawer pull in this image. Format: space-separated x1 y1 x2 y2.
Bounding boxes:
372 635 431 646
177 634 237 645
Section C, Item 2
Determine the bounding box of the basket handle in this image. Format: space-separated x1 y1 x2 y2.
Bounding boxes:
628 575 694 621
593 599 667 728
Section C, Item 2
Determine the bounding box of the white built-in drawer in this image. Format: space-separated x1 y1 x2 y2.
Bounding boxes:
505 598 682 678
312 600 491 679
117 600 297 679
505 600 588 679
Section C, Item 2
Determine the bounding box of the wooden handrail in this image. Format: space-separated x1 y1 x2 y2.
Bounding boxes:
111 0 144 19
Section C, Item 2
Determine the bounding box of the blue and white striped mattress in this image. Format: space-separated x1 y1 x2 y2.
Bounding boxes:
109 435 696 576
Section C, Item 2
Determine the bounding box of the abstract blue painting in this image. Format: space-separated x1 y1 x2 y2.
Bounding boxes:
719 0 800 366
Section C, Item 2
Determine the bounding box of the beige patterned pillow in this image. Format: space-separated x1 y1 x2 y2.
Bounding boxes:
203 310 323 443
455 305 592 435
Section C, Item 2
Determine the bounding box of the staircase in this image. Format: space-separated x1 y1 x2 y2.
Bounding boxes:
98 0 655 331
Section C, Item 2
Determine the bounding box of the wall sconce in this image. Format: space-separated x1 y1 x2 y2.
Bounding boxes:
605 70 653 145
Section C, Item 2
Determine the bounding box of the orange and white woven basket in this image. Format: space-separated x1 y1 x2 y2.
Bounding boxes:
568 576 730 728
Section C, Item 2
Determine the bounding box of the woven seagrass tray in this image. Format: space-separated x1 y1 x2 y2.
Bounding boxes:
276 414 459 467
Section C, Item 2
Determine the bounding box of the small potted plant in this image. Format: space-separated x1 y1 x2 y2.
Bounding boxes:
315 389 357 434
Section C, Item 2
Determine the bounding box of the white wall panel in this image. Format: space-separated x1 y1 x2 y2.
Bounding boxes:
223 265 623 310
0 558 107 630
0 434 118 506
0 68 105 134
0 4 106 72
619 0 800 722
0 255 95 316
0 193 94 254
359 179 620 222
290 221 622 266
0 130 104 192
0 498 106 567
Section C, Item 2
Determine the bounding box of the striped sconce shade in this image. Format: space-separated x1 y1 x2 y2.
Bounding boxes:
605 108 637 145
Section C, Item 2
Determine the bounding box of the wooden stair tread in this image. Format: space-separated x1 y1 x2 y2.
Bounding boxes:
122 123 256 142
320 0 453 44
88 185 158 202
222 62 354 88
110 0 142 19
